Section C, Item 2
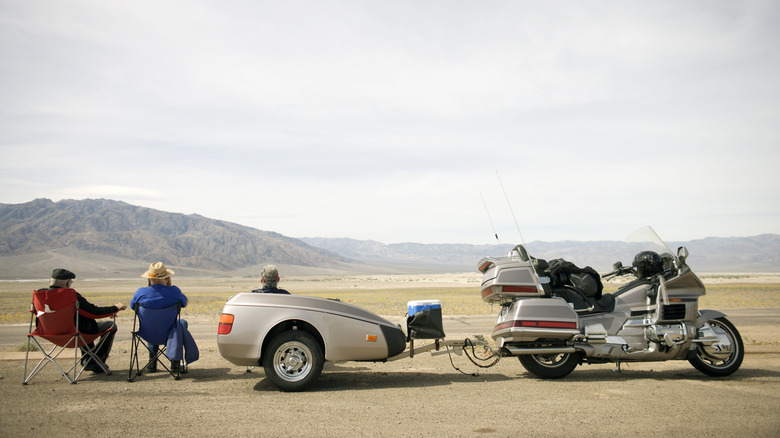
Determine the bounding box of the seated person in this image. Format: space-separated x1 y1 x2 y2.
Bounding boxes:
130 262 189 372
251 265 290 294
41 268 127 373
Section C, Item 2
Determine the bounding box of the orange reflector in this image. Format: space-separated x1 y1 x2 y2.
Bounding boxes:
218 313 234 335
366 335 377 342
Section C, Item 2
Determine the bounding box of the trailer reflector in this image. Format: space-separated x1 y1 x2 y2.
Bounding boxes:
366 335 377 342
218 313 234 335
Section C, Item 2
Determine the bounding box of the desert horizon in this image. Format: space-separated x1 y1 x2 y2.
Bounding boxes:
2 273 779 328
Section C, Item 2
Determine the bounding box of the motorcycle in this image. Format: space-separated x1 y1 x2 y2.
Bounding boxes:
477 226 744 379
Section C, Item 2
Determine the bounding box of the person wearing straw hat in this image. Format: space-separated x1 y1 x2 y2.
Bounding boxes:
251 264 290 294
130 262 189 372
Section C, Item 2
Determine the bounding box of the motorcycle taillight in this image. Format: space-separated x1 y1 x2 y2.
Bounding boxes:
502 286 538 293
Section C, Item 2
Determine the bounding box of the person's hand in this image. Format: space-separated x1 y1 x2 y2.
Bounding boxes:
115 302 127 311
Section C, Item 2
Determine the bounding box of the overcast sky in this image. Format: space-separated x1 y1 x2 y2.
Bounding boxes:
1 1 778 245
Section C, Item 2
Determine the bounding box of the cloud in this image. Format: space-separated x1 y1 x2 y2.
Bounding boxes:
1 1 778 244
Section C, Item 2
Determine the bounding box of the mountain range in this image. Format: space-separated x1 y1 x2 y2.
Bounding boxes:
0 198 778 279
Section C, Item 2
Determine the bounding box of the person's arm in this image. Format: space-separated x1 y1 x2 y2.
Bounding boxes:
130 289 143 310
77 293 124 315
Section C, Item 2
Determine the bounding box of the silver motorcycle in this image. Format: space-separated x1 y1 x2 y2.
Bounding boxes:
478 226 744 379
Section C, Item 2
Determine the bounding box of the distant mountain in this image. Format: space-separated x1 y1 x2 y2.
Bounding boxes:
0 198 354 278
301 235 780 273
1 199 777 279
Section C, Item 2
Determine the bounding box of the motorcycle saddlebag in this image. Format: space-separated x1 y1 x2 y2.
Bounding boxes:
407 308 446 340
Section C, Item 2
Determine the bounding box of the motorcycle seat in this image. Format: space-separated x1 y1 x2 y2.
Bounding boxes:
553 287 616 314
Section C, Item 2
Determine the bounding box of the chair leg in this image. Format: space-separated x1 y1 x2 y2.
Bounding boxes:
23 339 75 384
128 334 144 382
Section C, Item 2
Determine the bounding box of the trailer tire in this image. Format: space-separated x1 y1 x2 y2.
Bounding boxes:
263 330 324 392
519 352 580 379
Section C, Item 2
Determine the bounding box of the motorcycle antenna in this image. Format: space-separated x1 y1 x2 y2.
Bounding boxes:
480 192 501 245
496 171 526 245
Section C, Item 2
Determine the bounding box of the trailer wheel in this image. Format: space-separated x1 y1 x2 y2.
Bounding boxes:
518 352 580 379
263 330 324 392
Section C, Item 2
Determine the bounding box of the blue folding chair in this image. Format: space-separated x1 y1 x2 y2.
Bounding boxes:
127 303 184 381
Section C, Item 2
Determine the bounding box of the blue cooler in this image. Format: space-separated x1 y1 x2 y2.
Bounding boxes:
407 300 441 316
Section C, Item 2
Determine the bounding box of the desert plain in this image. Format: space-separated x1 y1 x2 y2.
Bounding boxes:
0 273 779 437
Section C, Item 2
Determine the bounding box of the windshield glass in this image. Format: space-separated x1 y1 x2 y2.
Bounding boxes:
625 226 676 262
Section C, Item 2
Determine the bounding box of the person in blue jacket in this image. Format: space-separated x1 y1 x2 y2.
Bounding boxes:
131 262 189 372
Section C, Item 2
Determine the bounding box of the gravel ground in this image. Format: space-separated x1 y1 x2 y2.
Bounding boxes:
1 312 779 437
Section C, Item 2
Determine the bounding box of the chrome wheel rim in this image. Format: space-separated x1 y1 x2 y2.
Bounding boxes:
532 353 570 368
272 341 313 382
698 320 739 367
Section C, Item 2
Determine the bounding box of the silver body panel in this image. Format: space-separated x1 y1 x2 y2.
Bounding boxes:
218 293 403 366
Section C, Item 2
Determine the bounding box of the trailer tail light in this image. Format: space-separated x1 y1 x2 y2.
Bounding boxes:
218 313 234 335
495 320 577 331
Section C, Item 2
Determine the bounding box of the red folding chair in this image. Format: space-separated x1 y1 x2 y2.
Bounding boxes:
23 288 117 385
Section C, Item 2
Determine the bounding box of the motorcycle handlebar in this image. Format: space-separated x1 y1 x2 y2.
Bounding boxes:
603 266 635 280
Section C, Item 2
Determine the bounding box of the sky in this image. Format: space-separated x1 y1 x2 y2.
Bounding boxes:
1 0 778 245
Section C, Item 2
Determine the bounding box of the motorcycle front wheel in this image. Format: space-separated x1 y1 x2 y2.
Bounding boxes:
518 352 581 379
687 316 744 377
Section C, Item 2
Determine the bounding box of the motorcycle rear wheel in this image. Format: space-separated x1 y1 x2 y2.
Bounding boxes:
687 316 744 377
518 352 581 379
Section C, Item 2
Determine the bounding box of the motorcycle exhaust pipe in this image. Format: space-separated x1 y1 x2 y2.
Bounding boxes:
503 346 577 356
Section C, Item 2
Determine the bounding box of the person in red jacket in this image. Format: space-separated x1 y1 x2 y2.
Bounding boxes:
41 268 127 373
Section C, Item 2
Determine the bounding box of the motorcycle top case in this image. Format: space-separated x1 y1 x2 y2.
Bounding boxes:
480 262 543 303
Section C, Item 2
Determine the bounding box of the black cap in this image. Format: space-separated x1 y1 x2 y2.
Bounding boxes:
51 268 76 280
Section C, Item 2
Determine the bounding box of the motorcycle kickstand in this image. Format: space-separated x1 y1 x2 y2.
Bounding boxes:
612 361 623 373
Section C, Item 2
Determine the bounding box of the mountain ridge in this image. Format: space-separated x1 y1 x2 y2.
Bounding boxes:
1 198 778 278
0 198 355 278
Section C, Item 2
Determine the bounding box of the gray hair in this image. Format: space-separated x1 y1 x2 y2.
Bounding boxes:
261 265 279 287
49 278 70 288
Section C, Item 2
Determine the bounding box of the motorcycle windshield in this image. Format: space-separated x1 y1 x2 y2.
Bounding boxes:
625 226 677 262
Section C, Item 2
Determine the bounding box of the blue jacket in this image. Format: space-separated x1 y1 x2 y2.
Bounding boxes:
131 284 188 310
165 321 199 363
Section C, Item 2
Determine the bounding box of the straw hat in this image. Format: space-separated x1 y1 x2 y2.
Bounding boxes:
141 262 175 279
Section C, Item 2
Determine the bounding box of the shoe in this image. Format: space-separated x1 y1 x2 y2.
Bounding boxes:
170 361 182 373
84 362 107 374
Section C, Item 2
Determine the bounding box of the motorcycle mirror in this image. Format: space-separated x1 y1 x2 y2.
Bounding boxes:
613 261 623 271
677 246 689 264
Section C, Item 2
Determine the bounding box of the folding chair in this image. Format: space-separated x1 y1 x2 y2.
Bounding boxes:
128 303 185 381
23 288 116 385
